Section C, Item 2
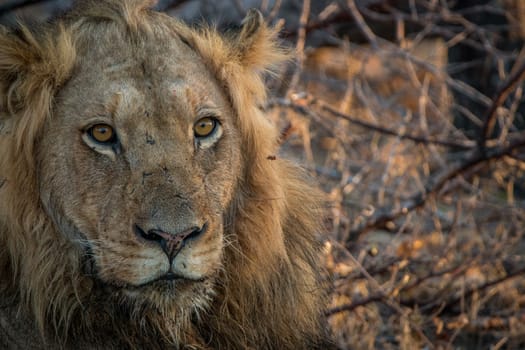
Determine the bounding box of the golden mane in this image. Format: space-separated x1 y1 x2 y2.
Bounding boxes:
0 1 330 348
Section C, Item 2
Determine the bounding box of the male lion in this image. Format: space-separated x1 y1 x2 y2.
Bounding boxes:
0 1 330 349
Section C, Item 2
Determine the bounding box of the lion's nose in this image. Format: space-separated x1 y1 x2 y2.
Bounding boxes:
134 223 207 261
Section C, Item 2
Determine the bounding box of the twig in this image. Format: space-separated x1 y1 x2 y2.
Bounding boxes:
282 10 351 38
268 98 476 149
317 100 476 150
325 292 385 316
422 265 525 313
479 59 525 150
340 0 378 48
266 0 282 22
347 136 525 239
286 0 310 95
268 93 525 240
328 241 436 347
327 259 474 317
334 256 401 282
464 313 525 332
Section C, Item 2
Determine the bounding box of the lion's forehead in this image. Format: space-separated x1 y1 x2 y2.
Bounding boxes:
62 55 227 135
102 79 219 114
68 24 225 121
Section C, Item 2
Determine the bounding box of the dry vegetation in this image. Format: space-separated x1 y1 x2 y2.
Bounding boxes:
269 1 525 349
2 0 525 349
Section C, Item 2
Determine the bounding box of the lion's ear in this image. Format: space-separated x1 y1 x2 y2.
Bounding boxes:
0 25 43 113
229 9 288 73
0 24 75 160
0 25 74 115
235 9 265 54
0 26 28 113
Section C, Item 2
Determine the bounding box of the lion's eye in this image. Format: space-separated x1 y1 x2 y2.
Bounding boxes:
88 124 116 143
193 117 217 138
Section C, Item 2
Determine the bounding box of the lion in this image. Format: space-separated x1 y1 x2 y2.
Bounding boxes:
0 1 331 349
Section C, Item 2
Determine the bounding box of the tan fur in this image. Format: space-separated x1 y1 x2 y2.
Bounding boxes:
0 1 330 349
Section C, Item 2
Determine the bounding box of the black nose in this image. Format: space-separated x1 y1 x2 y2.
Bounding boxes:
134 223 207 261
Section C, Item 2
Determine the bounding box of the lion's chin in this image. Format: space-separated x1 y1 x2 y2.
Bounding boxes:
114 276 200 294
107 275 215 310
134 273 206 289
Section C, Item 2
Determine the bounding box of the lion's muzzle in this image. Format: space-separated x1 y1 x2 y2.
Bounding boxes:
134 222 207 262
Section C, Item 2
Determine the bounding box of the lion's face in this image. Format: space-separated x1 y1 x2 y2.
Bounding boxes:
37 28 241 306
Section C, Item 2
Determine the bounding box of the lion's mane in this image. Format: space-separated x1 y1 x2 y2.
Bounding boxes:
0 1 329 349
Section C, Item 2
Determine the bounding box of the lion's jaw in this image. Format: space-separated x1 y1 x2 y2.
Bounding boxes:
36 23 241 312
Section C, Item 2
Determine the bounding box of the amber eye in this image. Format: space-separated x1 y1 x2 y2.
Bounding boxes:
193 117 217 138
88 124 116 143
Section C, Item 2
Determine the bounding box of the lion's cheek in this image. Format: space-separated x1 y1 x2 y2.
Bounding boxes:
95 247 169 286
173 244 223 279
204 159 241 207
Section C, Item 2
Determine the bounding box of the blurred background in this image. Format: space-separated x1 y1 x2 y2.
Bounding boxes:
2 0 525 348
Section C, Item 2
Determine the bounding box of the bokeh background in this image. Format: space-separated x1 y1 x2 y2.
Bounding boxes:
2 0 525 348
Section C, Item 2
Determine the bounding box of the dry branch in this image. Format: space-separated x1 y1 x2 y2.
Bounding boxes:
346 136 525 240
326 259 473 317
422 265 525 314
269 93 525 240
286 0 310 95
268 98 475 149
317 101 475 150
479 59 525 150
341 0 378 48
